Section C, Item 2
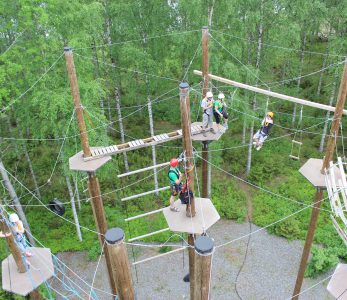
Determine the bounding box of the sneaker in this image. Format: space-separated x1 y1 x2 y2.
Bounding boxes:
170 206 180 212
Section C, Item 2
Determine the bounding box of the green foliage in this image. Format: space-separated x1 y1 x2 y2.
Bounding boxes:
88 240 102 261
212 181 247 222
305 247 339 278
0 2 346 298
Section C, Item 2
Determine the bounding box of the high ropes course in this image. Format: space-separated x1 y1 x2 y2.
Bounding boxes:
0 25 346 300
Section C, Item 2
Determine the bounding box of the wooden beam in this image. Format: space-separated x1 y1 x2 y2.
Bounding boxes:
118 161 171 178
121 186 170 201
193 70 347 115
132 247 186 265
125 208 165 222
128 228 170 242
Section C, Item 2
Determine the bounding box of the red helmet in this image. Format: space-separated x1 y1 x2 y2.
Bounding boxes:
170 158 179 168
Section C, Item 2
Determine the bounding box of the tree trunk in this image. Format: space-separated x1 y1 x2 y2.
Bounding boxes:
115 88 129 172
20 129 41 200
145 75 159 194
246 121 254 176
316 48 329 97
66 176 82 241
246 9 263 176
73 175 81 211
319 74 337 152
0 159 35 246
291 32 307 128
208 0 216 27
92 42 104 111
242 118 247 145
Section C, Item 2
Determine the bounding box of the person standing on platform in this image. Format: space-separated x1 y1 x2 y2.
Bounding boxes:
168 158 182 212
201 91 216 137
214 92 229 132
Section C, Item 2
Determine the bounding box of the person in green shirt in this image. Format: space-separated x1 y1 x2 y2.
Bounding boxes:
168 158 182 212
213 93 229 132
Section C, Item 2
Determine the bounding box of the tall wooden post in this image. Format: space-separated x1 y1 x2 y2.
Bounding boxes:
105 228 135 300
0 205 42 299
292 59 347 300
194 235 214 300
64 47 118 296
179 82 197 299
0 206 26 273
201 26 209 199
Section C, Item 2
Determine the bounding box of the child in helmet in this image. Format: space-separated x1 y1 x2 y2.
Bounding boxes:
214 93 229 132
9 213 32 257
253 112 274 150
168 158 182 212
201 91 216 137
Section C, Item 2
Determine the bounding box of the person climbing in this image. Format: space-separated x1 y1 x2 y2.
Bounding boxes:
253 112 274 151
168 158 182 212
9 213 33 257
201 91 216 137
214 92 229 132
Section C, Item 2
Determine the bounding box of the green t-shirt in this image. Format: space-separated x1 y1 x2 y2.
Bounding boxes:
214 100 224 113
168 167 180 184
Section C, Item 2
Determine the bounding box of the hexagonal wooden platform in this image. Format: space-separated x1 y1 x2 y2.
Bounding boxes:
2 247 54 296
191 122 225 142
163 197 220 234
327 263 347 299
299 158 341 189
69 150 111 172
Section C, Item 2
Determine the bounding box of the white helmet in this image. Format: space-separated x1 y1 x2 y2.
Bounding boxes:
9 213 19 223
218 93 225 100
206 91 213 98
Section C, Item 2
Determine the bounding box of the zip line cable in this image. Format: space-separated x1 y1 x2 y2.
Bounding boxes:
74 52 180 83
1 53 64 113
195 154 331 212
74 29 200 51
1 30 26 56
210 29 346 58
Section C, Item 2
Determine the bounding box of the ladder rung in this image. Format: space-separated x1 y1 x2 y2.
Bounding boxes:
125 208 165 222
291 140 303 145
289 155 300 160
128 228 170 242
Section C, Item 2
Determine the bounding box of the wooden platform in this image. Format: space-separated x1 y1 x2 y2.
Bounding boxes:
2 247 54 296
299 158 341 189
327 264 347 299
163 198 220 234
69 150 111 172
83 125 201 161
191 122 225 141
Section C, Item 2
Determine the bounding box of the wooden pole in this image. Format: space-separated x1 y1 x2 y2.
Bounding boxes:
0 205 42 299
193 70 347 115
194 235 214 300
0 206 26 273
292 59 347 300
179 82 197 299
64 47 118 296
105 228 135 300
201 26 209 199
179 82 196 217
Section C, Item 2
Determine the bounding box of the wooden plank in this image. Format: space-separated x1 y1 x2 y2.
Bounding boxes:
121 186 170 201
128 228 170 242
132 247 186 265
153 135 161 142
193 70 347 115
125 208 165 222
292 140 303 145
289 155 300 160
